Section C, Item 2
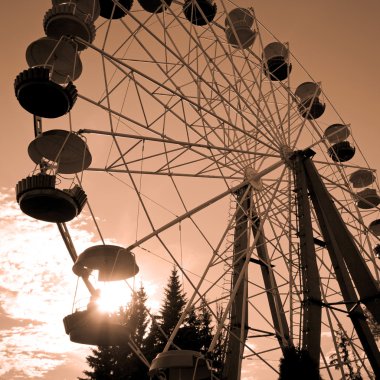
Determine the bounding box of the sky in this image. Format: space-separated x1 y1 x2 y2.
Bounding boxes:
1 1 380 379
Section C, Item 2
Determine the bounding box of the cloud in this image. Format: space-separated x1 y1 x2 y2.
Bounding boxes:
0 302 41 330
36 351 90 380
0 353 86 380
0 189 93 378
0 188 197 378
0 368 29 380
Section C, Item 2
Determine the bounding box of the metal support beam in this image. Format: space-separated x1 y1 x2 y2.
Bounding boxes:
303 157 380 323
303 155 380 376
292 152 322 366
223 185 250 380
32 116 96 297
57 223 96 295
33 115 42 137
250 213 292 351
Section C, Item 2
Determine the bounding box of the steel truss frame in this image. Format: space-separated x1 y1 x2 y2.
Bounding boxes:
226 150 380 379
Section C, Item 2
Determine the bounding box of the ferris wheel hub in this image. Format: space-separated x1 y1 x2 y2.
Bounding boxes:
279 145 294 167
244 167 263 191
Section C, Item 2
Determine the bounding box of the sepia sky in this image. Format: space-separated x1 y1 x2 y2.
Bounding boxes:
0 1 380 379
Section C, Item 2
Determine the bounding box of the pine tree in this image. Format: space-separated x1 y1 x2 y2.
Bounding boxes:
146 267 187 354
80 346 119 380
198 300 213 353
160 267 187 338
176 305 202 351
146 269 225 376
177 300 214 353
124 286 149 348
117 286 150 379
208 305 227 378
80 271 225 379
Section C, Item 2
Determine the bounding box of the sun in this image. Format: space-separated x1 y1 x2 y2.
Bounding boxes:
90 277 160 314
95 282 132 313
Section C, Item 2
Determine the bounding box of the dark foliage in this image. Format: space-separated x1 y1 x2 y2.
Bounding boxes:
278 346 321 380
329 329 363 379
145 267 187 355
80 268 223 379
207 305 227 378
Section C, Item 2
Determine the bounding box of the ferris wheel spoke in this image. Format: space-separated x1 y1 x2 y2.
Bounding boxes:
158 149 240 177
313 159 375 173
217 3 288 146
116 24 268 151
79 55 280 159
110 59 280 165
168 176 221 252
81 124 281 176
127 179 252 251
254 30 288 144
87 166 243 180
149 7 285 148
79 88 262 175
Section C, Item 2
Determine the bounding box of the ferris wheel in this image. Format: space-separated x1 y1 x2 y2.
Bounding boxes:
13 0 380 379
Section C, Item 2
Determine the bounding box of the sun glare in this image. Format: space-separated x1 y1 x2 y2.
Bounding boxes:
95 282 132 313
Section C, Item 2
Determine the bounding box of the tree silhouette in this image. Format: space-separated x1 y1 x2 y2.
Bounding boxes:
364 308 380 341
80 268 224 378
198 300 214 353
80 345 118 380
160 267 187 337
147 267 224 377
154 267 215 354
175 305 201 351
117 286 150 379
208 305 227 378
144 266 187 357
